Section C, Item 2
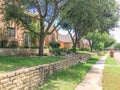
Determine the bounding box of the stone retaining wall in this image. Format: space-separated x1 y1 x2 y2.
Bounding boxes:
0 48 49 56
0 54 91 90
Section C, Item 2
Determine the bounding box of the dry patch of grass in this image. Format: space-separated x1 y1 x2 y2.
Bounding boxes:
103 57 120 90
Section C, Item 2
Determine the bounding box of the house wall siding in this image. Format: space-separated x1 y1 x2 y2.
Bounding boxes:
59 41 71 48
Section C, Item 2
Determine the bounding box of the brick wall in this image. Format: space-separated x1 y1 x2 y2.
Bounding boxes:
0 54 91 90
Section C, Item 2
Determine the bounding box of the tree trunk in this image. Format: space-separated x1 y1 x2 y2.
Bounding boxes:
90 45 93 52
38 19 45 56
38 34 45 56
73 42 77 53
88 40 93 52
77 41 80 48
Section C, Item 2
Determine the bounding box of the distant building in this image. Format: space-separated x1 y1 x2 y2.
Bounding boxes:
58 34 72 48
79 38 90 50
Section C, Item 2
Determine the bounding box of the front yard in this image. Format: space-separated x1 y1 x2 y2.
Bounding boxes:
0 56 64 74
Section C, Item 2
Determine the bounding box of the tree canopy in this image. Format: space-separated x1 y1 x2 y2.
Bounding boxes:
85 31 115 51
60 0 119 52
114 43 120 50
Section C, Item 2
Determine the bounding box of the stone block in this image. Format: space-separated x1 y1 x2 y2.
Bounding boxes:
1 78 9 83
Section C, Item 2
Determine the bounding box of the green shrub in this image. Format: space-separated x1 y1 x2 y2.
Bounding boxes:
60 48 72 54
66 49 72 54
9 40 19 48
76 48 79 52
80 48 89 51
31 45 39 49
60 47 68 52
0 39 8 48
49 41 61 55
54 48 61 56
49 41 60 48
49 48 61 56
44 45 48 49
114 43 120 50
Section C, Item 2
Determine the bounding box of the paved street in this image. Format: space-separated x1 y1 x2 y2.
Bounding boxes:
114 52 120 65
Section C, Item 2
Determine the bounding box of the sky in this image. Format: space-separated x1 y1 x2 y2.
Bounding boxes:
110 25 120 43
110 0 120 43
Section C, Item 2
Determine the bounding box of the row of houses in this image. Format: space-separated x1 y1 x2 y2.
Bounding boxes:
0 0 90 50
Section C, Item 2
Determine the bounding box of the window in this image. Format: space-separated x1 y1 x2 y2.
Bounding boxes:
51 34 55 41
7 27 15 37
24 33 31 47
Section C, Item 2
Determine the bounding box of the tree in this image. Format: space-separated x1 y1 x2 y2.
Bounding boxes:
114 43 120 50
4 0 69 56
60 0 99 53
29 21 40 46
85 31 115 51
102 34 115 49
60 0 119 52
93 42 104 51
96 0 119 33
85 31 102 52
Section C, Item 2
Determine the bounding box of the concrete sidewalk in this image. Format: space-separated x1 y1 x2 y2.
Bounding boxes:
75 54 108 90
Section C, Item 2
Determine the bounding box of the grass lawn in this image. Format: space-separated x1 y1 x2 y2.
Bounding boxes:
37 56 101 90
103 57 120 90
77 51 95 55
0 56 64 74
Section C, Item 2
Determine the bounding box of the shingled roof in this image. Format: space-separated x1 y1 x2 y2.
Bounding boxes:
58 33 71 43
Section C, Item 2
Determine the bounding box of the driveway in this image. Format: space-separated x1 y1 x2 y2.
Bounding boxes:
114 52 120 65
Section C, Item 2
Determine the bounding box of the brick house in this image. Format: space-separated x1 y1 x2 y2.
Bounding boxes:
0 0 41 47
57 34 72 48
46 32 90 50
0 17 32 47
44 28 72 49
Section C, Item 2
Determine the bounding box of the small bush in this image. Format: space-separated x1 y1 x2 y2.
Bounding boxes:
49 41 60 48
60 48 72 54
79 48 89 51
76 48 79 52
44 45 48 49
60 47 68 52
54 48 61 56
31 45 39 49
0 39 8 48
49 41 61 55
9 40 19 48
66 49 72 54
49 48 61 56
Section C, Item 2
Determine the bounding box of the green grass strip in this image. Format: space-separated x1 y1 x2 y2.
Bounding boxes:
0 56 64 73
103 57 120 90
77 51 94 55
